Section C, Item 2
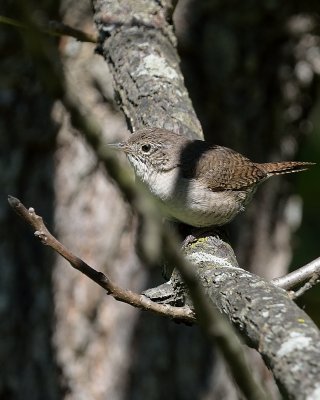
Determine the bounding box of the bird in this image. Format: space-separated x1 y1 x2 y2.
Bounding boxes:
110 128 315 227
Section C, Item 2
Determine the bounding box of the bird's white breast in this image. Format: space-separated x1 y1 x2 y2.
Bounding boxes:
139 167 250 227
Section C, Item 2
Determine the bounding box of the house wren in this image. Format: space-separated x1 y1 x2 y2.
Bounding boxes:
110 128 314 227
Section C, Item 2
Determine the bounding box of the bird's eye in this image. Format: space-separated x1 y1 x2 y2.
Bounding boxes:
141 144 151 153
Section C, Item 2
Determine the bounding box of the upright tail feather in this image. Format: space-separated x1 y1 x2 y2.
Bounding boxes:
259 161 315 176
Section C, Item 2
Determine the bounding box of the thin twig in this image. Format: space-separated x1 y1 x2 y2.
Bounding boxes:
289 274 320 300
0 15 97 43
272 256 320 290
7 195 195 324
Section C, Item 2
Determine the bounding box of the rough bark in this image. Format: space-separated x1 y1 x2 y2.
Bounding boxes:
182 237 320 399
146 231 320 399
94 0 202 139
2 0 320 399
92 0 320 398
3 1 237 400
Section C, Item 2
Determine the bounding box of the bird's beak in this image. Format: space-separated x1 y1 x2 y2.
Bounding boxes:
107 142 128 152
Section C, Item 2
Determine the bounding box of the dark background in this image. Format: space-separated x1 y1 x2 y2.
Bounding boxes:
1 0 319 399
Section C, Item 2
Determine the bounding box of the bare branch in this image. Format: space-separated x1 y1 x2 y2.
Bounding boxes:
7 195 195 324
272 256 320 290
289 274 320 300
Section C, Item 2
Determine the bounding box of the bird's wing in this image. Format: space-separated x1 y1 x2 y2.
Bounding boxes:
181 142 267 191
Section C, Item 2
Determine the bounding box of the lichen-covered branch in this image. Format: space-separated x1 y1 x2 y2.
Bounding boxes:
181 237 320 399
93 0 202 138
91 1 320 398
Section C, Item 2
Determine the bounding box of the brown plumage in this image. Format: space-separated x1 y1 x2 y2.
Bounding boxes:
179 141 314 191
180 143 266 190
258 161 313 175
111 128 315 227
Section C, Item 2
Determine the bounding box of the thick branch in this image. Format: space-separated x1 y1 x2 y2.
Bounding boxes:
93 0 202 138
161 234 269 400
180 237 320 399
91 1 320 398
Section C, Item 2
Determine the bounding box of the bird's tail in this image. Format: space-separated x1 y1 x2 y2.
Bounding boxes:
259 161 315 176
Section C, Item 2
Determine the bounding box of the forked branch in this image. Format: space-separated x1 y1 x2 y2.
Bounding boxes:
272 256 320 294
